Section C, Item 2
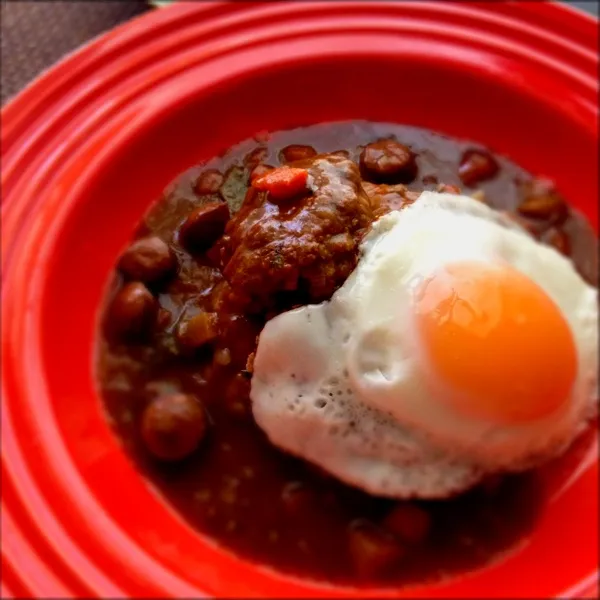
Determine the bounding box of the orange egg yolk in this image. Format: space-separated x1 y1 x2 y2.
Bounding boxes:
415 261 577 424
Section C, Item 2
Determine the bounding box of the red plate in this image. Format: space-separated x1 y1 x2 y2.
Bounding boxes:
1 2 598 597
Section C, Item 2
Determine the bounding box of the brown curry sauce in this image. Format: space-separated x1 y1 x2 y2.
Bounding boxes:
98 121 597 586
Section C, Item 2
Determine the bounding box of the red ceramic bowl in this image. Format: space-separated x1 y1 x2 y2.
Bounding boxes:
2 2 598 598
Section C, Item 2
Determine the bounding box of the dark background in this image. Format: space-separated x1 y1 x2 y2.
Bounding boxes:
1 1 598 105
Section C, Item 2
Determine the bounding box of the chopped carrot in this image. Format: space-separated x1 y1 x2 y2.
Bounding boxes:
252 166 308 202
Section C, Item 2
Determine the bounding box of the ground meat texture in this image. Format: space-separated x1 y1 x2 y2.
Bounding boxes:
178 201 230 251
141 393 207 460
108 281 157 338
220 154 374 312
458 149 499 186
118 236 175 283
359 139 417 184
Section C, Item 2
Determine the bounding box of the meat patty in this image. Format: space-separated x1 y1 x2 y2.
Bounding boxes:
218 154 374 313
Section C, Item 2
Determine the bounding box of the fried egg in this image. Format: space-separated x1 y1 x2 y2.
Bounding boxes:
250 192 598 498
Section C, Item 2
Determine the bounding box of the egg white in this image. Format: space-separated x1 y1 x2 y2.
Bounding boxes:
251 192 598 498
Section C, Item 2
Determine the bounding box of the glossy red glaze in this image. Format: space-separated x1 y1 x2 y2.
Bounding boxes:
1 2 598 598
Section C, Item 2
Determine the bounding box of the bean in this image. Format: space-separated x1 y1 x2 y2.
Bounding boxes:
141 393 207 461
279 144 317 163
517 178 568 224
458 149 499 186
179 201 230 251
118 236 175 283
108 282 156 338
360 139 418 184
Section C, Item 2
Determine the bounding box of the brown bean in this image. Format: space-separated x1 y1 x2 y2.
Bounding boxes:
348 520 406 578
360 139 418 184
141 393 207 461
279 144 317 163
383 503 431 544
194 169 224 195
177 312 219 350
543 227 571 256
179 201 230 251
458 149 499 186
108 282 157 337
118 236 175 283
517 178 568 223
249 163 275 183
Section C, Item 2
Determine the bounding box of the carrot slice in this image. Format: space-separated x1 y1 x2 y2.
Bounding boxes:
252 166 308 202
